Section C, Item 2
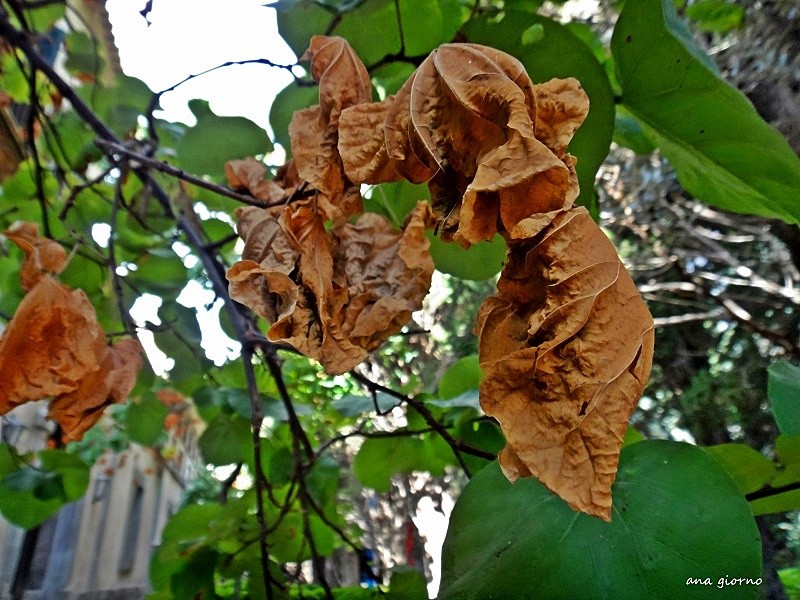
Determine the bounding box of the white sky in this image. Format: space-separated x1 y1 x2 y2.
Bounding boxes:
106 0 297 129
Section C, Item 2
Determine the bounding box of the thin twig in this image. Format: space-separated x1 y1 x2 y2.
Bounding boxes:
94 139 274 208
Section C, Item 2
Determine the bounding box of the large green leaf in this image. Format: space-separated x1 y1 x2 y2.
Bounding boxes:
769 361 800 435
437 355 480 400
126 393 169 446
198 414 252 466
463 12 615 213
439 441 761 600
705 443 776 495
175 100 272 179
397 0 462 56
612 0 800 224
269 81 320 153
427 232 507 281
0 450 90 529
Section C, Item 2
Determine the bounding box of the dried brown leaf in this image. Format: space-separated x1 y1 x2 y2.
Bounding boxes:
333 202 435 352
225 157 287 203
227 203 435 374
475 207 654 521
533 78 591 158
0 223 143 440
4 221 68 290
289 36 372 221
0 276 107 413
48 338 143 441
337 43 587 246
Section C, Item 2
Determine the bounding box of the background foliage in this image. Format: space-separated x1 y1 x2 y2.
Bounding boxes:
3 0 800 598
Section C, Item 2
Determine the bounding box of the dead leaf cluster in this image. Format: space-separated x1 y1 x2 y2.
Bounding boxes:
226 36 654 519
476 208 654 520
0 222 142 441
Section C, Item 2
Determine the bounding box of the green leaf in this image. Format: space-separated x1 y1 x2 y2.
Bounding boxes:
439 441 762 600
330 393 398 416
685 0 744 34
427 232 506 281
750 489 800 517
269 81 320 153
613 105 656 154
769 361 800 435
0 444 16 477
307 455 341 508
705 443 776 494
275 0 334 58
427 389 481 411
353 437 426 492
198 414 252 466
65 32 105 79
521 23 545 46
330 0 402 66
398 0 462 56
622 425 645 447
438 355 481 400
612 0 800 225
175 100 272 179
126 393 170 446
364 181 428 228
386 568 428 599
371 62 417 98
463 12 615 213
0 451 90 529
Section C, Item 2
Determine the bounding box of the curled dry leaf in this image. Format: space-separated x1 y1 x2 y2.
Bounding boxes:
475 208 654 521
0 275 107 411
338 43 588 245
289 36 372 221
0 223 143 440
227 203 435 374
4 220 68 290
48 338 143 441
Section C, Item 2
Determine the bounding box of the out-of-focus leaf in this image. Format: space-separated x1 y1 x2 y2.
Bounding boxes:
426 232 506 281
439 441 762 600
612 0 800 225
685 0 744 34
269 81 321 154
398 0 462 56
198 414 252 466
175 100 271 179
275 0 334 58
706 443 776 495
613 105 656 154
330 393 398 416
330 0 402 66
437 355 481 400
769 361 800 435
353 436 426 492
386 569 428 599
126 393 170 446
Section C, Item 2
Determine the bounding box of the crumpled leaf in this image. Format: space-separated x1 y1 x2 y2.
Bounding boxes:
4 221 68 290
475 207 654 521
0 275 107 411
338 43 588 246
227 203 435 374
225 158 290 203
289 36 372 221
0 223 143 440
48 338 143 441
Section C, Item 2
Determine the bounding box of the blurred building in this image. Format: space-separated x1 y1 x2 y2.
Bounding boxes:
0 400 203 600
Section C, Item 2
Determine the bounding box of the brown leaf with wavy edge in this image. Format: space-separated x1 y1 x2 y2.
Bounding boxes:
333 202 435 352
225 157 287 203
289 36 372 221
337 43 586 246
533 78 591 158
475 207 654 521
227 203 435 374
48 338 143 441
4 221 68 291
0 223 143 441
0 275 107 413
